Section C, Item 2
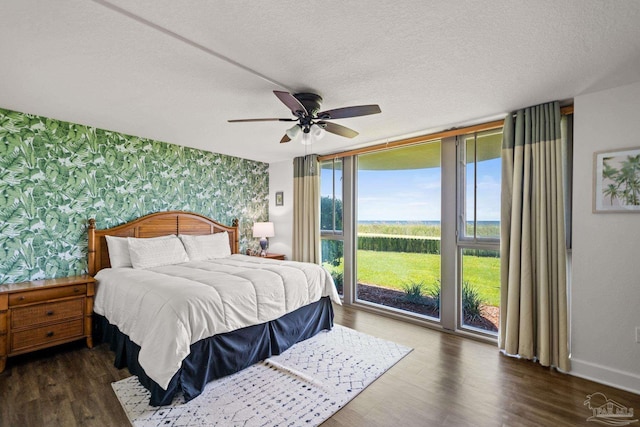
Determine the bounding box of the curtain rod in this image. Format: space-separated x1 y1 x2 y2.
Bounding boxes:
318 105 574 161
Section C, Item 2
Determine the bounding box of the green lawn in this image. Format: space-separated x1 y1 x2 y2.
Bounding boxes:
351 250 500 306
460 252 500 306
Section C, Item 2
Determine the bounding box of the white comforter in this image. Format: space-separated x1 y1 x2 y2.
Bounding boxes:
93 254 341 389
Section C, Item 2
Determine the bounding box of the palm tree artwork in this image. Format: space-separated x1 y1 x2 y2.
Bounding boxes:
599 150 640 209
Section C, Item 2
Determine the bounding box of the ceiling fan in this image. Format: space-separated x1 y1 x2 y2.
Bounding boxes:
228 91 381 144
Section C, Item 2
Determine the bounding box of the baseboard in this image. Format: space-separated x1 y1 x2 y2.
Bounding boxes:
570 358 640 395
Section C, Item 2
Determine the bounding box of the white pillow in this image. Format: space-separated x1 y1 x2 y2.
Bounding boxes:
128 235 190 269
105 234 176 268
179 232 231 261
105 235 132 268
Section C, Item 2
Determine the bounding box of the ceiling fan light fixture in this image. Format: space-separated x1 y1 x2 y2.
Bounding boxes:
311 123 325 140
285 124 301 139
299 124 325 145
228 90 381 145
300 127 313 145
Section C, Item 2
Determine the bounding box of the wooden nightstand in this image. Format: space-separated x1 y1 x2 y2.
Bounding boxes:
253 253 286 260
0 275 95 373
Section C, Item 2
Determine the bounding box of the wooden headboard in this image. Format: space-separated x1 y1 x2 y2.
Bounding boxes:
87 211 239 276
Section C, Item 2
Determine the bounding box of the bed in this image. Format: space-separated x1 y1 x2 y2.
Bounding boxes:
88 211 340 406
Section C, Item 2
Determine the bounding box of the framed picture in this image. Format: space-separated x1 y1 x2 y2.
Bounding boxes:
275 191 284 206
593 147 640 212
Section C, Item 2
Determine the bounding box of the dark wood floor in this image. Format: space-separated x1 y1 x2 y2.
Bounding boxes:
1 305 638 426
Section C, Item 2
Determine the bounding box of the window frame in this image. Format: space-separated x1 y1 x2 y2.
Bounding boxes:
455 131 501 336
456 131 501 245
320 158 343 236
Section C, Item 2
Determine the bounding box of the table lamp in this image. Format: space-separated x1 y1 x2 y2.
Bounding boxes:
252 222 275 256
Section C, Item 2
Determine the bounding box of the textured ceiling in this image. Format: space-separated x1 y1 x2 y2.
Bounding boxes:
2 1 640 163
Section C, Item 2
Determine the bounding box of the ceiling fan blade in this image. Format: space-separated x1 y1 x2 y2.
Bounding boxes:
280 134 291 144
318 121 359 138
317 104 381 120
273 91 308 116
227 118 296 123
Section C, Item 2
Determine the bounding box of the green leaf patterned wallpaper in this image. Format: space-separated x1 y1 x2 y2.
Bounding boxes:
0 107 269 284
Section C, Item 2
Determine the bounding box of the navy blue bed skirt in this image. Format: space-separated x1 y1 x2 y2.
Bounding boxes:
95 296 334 406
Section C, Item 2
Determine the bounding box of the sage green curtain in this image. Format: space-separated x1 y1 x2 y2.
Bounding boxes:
292 154 320 263
500 101 570 372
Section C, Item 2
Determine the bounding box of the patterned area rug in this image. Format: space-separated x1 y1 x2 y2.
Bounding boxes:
112 325 412 426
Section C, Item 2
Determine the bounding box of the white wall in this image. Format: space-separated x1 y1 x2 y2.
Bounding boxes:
571 81 640 393
268 160 294 259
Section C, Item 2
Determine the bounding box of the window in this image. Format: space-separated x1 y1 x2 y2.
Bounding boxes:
319 125 503 340
457 130 501 334
321 159 344 296
355 143 441 320
321 158 342 233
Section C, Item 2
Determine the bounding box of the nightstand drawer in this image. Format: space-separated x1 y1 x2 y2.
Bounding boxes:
10 319 84 352
1 275 96 372
9 284 87 306
11 298 84 329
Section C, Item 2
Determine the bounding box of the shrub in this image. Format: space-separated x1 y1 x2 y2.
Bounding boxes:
332 271 343 294
321 239 343 267
426 279 441 310
357 235 441 255
402 281 425 304
462 281 484 322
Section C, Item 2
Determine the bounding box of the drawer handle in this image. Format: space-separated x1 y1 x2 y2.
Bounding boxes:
46 331 54 338
18 296 25 301
46 310 54 316
74 288 80 293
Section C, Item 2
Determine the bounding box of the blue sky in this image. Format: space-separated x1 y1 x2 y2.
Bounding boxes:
321 158 501 222
356 168 442 221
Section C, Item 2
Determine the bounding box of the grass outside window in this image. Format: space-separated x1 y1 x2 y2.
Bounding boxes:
326 250 500 307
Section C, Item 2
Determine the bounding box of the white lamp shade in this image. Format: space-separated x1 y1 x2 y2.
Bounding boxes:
252 222 275 238
286 124 301 139
300 124 324 145
301 132 312 145
311 124 325 140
